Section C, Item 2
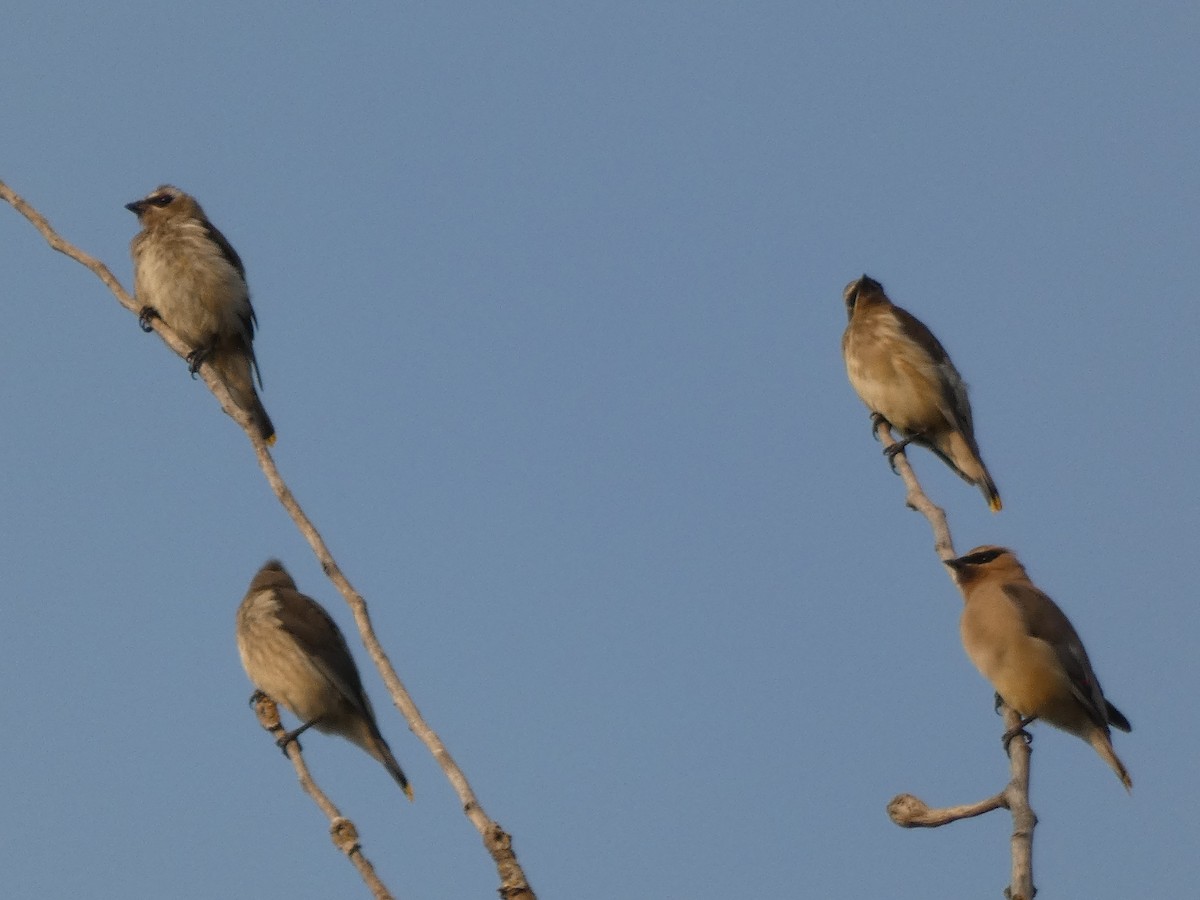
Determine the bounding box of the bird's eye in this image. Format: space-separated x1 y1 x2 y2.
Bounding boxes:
965 549 1002 565
150 194 173 207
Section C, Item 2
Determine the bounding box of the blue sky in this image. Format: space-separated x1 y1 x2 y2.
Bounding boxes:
3 4 1196 898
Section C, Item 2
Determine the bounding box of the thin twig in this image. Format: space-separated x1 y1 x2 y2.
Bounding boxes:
1 179 536 900
871 417 956 563
0 181 137 312
1000 707 1035 900
869 417 1035 898
252 696 396 900
0 179 265 442
253 441 536 899
887 790 1006 828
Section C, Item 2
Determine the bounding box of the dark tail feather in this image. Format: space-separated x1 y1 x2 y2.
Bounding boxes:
248 396 276 445
980 470 1002 513
1106 700 1132 733
370 734 414 801
214 351 276 444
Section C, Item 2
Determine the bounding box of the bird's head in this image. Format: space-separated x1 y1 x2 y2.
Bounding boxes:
842 274 884 318
944 545 1026 585
125 185 203 225
248 559 298 593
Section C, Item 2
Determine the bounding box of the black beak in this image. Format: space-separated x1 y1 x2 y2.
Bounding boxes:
125 200 146 214
943 555 966 570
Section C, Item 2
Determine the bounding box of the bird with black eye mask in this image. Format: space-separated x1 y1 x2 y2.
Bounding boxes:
946 545 1131 790
126 185 275 444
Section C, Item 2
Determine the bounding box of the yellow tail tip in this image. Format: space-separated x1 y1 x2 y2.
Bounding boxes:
403 784 414 802
988 495 1003 513
266 433 277 446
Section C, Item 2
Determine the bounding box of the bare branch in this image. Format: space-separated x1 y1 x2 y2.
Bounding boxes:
868 417 1035 898
871 417 955 563
887 790 1006 828
0 180 138 313
251 696 397 900
1000 706 1035 900
0 179 274 445
252 442 536 900
2 180 536 900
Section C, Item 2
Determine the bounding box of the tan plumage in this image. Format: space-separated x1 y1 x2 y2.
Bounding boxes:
126 185 275 444
236 560 413 799
946 545 1131 790
842 274 1000 511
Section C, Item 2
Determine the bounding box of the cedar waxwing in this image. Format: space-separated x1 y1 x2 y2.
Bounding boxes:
946 545 1131 790
126 185 276 444
842 275 1001 512
236 560 413 799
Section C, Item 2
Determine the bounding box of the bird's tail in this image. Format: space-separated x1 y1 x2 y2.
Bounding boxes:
213 350 276 445
979 470 1002 513
366 732 414 801
938 431 1002 512
1090 730 1132 792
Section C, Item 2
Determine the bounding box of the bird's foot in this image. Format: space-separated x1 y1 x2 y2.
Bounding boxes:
275 729 304 756
247 689 267 708
185 347 211 379
1002 716 1038 753
869 413 890 441
883 435 917 473
138 306 160 332
274 717 319 756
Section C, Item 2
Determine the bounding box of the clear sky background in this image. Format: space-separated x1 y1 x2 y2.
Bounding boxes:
2 4 1196 898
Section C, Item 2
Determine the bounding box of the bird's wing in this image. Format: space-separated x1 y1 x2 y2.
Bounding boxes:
1002 583 1111 730
891 305 974 430
201 219 246 280
892 305 951 366
202 218 263 384
278 590 376 720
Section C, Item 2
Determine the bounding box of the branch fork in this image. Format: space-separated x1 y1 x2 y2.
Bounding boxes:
869 415 1035 899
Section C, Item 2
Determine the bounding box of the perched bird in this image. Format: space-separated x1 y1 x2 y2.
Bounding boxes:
126 185 275 444
946 545 1131 790
236 560 413 799
841 274 1000 512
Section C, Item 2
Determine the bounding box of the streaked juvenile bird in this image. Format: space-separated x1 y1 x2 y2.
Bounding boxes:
841 274 1000 511
126 185 275 444
946 545 1132 790
236 560 413 799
